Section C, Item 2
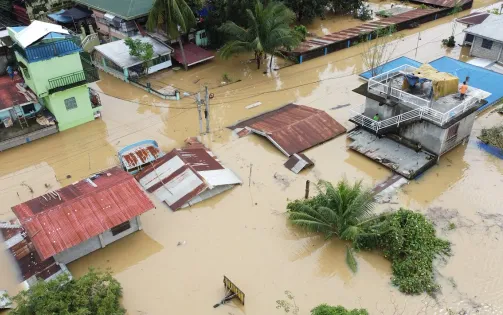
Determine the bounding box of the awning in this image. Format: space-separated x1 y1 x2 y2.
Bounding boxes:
48 9 73 23
173 42 214 67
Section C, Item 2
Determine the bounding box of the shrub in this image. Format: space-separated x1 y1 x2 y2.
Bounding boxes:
356 209 451 295
294 25 308 41
479 125 503 149
442 36 455 47
311 304 369 315
9 269 125 315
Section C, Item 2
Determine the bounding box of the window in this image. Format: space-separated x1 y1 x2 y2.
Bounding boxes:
446 123 459 141
64 97 78 111
465 34 474 43
111 221 131 236
481 39 493 49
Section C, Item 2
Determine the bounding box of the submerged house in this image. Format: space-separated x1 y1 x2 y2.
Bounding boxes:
1 167 154 286
8 20 102 131
349 63 488 179
135 139 242 210
463 14 503 63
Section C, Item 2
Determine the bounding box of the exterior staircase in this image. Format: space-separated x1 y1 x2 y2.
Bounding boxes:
349 108 424 135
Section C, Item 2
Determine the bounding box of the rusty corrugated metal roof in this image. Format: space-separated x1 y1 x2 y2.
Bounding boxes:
121 145 163 170
0 220 63 281
11 167 155 261
291 8 441 54
228 104 346 156
456 12 490 25
135 140 241 210
409 0 471 8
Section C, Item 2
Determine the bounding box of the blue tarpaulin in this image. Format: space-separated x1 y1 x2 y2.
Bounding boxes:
429 57 503 110
359 56 422 80
48 9 73 23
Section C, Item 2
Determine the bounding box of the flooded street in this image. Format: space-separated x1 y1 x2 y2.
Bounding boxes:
1 1 503 314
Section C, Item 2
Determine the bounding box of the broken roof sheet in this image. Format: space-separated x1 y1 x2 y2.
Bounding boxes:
135 140 241 210
95 35 173 69
228 104 346 156
284 153 314 174
11 20 69 49
0 220 64 282
11 167 154 261
118 140 164 171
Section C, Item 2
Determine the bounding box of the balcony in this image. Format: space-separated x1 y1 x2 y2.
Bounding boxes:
14 37 82 63
48 67 100 94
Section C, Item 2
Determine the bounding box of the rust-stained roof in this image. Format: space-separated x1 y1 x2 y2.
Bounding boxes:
228 104 346 156
120 145 163 171
289 8 441 54
135 139 241 210
11 167 154 261
284 153 314 174
409 0 472 8
0 76 37 110
456 12 490 25
0 220 63 281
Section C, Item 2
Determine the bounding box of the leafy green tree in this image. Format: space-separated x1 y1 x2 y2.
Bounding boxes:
311 304 369 315
283 0 329 23
124 37 154 75
294 25 308 41
219 1 301 70
331 0 363 14
147 0 197 70
9 269 125 315
287 180 384 272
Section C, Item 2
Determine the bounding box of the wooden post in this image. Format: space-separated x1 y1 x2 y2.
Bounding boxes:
305 180 310 199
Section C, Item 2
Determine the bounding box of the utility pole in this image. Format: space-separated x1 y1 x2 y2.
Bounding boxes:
415 32 421 58
204 85 210 133
196 92 203 135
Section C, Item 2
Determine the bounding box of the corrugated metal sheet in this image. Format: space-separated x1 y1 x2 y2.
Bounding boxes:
409 0 471 8
284 153 314 174
0 220 63 281
290 8 441 54
15 20 69 49
11 167 154 261
456 12 490 25
135 140 241 210
119 140 164 170
228 104 346 156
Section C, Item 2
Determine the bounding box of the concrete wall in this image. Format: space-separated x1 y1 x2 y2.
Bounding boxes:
15 53 85 97
45 85 94 131
470 36 503 61
363 98 395 119
399 120 445 154
54 235 101 265
53 217 141 265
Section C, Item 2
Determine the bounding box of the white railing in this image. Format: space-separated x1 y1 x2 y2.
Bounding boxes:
349 109 423 133
81 33 98 48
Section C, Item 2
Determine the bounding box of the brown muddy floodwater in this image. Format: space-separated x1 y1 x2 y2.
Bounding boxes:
1 1 503 314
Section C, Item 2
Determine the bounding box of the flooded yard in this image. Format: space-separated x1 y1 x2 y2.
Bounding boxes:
1 1 503 314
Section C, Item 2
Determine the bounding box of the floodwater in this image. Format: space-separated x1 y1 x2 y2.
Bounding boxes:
1 1 503 314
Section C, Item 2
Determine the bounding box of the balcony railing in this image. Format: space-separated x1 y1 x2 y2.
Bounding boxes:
48 67 100 94
14 37 82 63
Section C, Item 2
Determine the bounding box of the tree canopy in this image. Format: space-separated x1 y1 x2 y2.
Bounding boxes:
124 37 154 74
219 1 301 69
147 0 196 37
283 0 329 23
311 304 369 315
9 269 125 315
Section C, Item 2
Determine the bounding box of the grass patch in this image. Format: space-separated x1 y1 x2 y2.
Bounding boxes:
311 304 368 315
479 125 503 149
448 222 456 230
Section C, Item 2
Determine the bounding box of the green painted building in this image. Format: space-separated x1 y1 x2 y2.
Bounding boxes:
8 21 101 131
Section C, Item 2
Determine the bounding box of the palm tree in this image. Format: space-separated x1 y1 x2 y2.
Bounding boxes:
218 1 301 70
147 0 196 71
287 180 387 272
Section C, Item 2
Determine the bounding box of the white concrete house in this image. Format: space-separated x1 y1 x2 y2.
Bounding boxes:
463 14 503 63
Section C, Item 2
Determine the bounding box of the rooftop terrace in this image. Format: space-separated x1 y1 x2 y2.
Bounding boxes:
367 64 489 125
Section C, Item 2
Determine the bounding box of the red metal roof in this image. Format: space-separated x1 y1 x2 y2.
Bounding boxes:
0 220 62 281
11 167 154 261
229 104 347 156
456 12 490 25
0 76 36 110
173 42 214 67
